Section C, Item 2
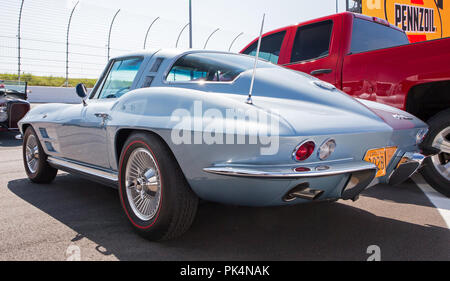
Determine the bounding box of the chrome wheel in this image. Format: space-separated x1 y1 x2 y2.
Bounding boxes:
431 126 450 181
25 134 39 174
125 148 161 221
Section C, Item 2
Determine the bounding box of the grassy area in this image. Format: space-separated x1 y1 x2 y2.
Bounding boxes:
0 73 97 88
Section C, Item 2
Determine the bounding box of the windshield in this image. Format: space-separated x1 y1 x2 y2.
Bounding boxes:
98 57 143 99
0 80 26 94
166 52 276 83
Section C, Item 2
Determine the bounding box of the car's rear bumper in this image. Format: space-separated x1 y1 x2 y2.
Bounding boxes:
203 161 377 179
203 160 378 203
202 152 428 204
387 152 425 185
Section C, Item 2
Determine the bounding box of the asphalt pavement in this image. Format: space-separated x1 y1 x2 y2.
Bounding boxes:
0 130 449 261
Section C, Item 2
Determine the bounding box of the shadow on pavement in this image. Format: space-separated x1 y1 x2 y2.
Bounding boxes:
7 174 450 261
361 178 450 211
0 131 22 147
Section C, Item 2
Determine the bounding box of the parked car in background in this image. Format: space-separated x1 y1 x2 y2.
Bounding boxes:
0 80 30 132
19 49 431 240
241 12 450 196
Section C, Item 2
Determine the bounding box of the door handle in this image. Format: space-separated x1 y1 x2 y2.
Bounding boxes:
94 112 110 126
310 69 332 75
94 112 110 119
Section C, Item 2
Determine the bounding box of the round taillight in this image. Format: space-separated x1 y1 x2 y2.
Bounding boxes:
294 141 315 161
318 139 336 160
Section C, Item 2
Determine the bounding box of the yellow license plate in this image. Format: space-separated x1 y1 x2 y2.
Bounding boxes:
364 147 397 177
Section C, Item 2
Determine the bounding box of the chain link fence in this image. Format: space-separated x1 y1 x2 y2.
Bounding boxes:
0 0 256 84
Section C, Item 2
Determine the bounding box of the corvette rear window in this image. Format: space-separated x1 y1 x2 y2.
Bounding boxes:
166 52 275 83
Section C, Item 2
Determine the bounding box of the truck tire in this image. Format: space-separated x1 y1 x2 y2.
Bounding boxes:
420 109 450 197
22 126 58 183
118 132 198 240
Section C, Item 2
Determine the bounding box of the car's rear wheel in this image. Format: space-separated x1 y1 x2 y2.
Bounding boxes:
22 126 58 183
118 132 198 240
420 109 450 197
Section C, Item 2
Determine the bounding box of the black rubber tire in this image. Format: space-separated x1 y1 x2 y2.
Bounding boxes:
118 132 198 241
22 126 58 183
420 109 450 197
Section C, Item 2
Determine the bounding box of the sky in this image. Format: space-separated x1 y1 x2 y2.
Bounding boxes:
0 0 348 79
82 0 347 35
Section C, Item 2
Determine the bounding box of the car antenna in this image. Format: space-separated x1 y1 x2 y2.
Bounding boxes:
247 13 265 105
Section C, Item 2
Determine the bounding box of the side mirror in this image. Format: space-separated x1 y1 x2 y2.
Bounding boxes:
76 83 87 98
75 83 88 106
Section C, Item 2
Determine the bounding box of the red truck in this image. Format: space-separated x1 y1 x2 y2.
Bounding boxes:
241 12 450 196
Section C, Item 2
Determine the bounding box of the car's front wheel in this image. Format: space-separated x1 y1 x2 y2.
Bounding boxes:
118 132 198 240
22 126 58 183
420 109 450 197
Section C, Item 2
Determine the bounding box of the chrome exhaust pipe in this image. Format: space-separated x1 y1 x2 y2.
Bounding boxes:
283 183 324 202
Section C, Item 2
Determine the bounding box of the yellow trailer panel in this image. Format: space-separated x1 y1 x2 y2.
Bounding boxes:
360 0 449 42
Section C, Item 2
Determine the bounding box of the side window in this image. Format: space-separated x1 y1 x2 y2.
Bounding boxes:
167 66 208 82
290 20 333 63
97 57 143 99
350 18 409 54
242 31 286 64
166 53 248 83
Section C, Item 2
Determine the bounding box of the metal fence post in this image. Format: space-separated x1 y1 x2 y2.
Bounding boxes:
228 32 243 52
175 23 189 48
143 17 160 49
203 28 220 49
107 9 121 61
65 1 79 87
189 0 192 48
17 0 25 81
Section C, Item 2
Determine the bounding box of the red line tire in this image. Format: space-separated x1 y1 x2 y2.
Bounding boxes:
118 132 198 241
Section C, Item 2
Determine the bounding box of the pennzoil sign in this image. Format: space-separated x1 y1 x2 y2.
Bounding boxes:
361 0 448 42
394 3 436 33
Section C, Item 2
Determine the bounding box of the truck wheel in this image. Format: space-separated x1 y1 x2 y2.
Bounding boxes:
118 132 198 241
22 126 58 183
420 109 450 197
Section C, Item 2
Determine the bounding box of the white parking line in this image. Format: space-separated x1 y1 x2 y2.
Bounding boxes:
412 174 450 229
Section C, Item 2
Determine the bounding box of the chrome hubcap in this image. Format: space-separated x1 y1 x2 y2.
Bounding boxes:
431 126 450 181
25 135 39 174
125 148 161 221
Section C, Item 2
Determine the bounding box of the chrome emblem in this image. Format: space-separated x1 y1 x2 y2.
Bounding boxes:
392 114 413 120
312 80 336 91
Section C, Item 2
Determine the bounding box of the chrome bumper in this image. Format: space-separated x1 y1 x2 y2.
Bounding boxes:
203 161 377 179
388 152 426 185
204 161 379 202
203 152 428 203
339 152 427 199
